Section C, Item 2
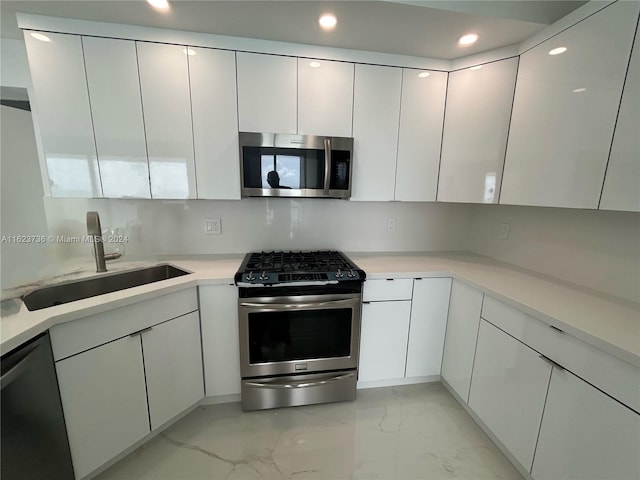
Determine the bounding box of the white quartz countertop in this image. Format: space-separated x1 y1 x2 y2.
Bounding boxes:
2 252 638 368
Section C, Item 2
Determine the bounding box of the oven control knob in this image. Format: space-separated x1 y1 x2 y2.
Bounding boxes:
347 269 356 278
259 271 269 281
335 269 344 278
246 272 256 281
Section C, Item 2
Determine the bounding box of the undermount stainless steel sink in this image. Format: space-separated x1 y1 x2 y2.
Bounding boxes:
22 265 190 311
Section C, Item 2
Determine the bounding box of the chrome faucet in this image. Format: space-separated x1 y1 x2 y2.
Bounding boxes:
86 211 121 273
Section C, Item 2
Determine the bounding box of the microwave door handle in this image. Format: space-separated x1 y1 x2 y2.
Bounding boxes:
323 137 331 193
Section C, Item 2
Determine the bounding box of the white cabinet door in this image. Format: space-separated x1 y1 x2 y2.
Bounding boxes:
188 47 241 200
469 320 552 471
532 368 640 480
405 278 451 377
441 280 483 402
600 21 640 212
395 69 447 202
501 1 640 209
297 58 354 136
358 300 412 382
199 284 241 397
351 64 402 201
438 57 518 204
23 31 101 198
55 336 149 479
82 36 150 199
142 311 204 430
236 52 297 134
137 42 196 199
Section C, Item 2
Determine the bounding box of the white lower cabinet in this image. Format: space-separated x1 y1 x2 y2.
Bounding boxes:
532 368 640 480
441 280 483 402
56 335 150 479
199 284 241 397
51 289 203 479
358 300 412 382
468 320 552 471
142 312 204 430
405 278 451 378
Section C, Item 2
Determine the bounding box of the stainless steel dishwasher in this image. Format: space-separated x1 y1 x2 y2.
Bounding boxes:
1 331 75 479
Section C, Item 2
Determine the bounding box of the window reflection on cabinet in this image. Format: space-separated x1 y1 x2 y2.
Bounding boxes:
136 42 196 199
82 36 150 198
23 30 101 198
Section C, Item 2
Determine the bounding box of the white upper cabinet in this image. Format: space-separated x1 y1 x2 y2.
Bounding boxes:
351 64 403 201
395 69 447 202
236 52 297 134
188 47 240 200
136 42 196 199
501 1 640 209
438 57 518 204
600 21 640 212
23 31 101 198
298 58 354 137
82 37 150 199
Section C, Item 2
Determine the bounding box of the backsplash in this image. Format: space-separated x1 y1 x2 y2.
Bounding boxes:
469 204 640 303
41 197 474 258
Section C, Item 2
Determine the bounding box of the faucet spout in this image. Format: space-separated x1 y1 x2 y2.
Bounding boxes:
86 211 120 272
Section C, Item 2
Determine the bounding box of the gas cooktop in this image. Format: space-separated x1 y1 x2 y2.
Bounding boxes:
235 250 365 286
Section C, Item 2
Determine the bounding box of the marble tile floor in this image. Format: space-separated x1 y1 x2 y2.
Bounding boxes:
96 383 523 480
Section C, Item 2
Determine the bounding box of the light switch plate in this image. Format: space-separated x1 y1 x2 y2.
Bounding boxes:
499 223 510 239
204 218 221 235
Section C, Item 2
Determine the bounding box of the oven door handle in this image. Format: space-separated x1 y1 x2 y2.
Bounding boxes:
244 372 356 389
240 298 358 310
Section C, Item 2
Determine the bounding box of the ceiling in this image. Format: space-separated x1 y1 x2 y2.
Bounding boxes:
0 1 588 59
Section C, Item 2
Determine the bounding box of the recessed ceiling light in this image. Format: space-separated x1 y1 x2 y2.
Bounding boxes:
147 0 169 10
469 65 483 71
573 87 587 93
30 32 51 42
418 72 431 78
182 48 196 56
309 61 321 68
549 47 567 55
458 33 479 46
319 13 337 31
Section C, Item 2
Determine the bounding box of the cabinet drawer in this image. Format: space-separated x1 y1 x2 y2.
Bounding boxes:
50 288 198 361
363 278 413 301
482 296 640 413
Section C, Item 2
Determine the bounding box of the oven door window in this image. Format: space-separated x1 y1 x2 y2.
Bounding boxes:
248 308 352 364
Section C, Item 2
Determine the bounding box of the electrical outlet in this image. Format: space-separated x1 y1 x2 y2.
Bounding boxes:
204 218 221 235
499 223 510 240
387 217 397 233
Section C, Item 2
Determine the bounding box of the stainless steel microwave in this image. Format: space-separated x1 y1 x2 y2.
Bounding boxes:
239 132 353 199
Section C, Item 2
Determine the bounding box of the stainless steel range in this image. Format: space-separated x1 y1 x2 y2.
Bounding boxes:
235 251 366 411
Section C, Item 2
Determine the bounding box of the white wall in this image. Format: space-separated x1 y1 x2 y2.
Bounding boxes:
468 204 640 303
0 105 52 290
41 197 474 259
0 38 29 88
